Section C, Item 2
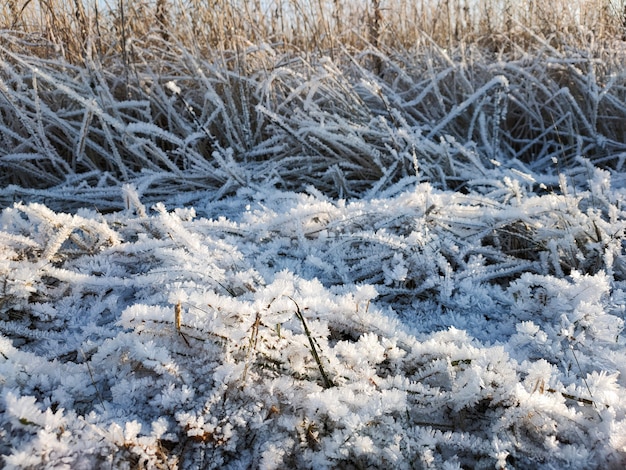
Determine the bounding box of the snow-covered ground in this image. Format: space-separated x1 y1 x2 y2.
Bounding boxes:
1 171 626 468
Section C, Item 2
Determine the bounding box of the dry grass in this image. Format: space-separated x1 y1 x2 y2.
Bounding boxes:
0 1 625 210
2 1 625 61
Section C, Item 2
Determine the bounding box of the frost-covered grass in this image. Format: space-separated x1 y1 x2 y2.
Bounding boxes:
1 173 626 468
0 31 625 210
1 2 626 468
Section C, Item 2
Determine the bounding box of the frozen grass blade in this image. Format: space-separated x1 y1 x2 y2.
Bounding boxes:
287 295 334 389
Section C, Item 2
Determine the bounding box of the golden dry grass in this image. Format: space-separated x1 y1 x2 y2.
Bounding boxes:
1 0 624 62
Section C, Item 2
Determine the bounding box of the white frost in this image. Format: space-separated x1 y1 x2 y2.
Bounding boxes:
1 179 625 469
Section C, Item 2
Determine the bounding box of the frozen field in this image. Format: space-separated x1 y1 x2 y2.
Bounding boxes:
1 6 626 466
